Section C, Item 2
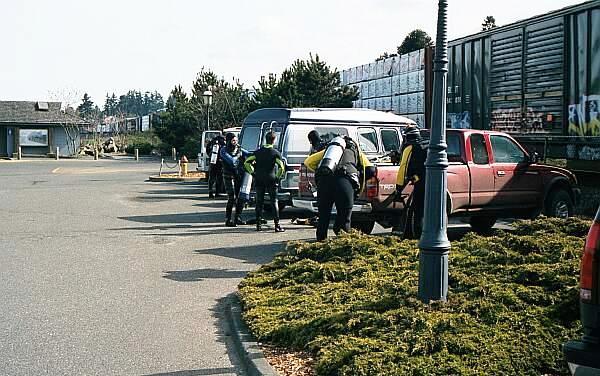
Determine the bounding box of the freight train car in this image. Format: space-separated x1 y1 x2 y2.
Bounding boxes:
446 0 599 168
344 0 600 169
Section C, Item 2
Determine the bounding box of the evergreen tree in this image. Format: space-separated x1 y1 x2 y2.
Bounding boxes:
482 16 497 31
397 29 433 55
77 93 95 119
190 68 252 131
252 54 358 110
154 85 200 157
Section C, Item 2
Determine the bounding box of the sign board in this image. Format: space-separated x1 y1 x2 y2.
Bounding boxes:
141 116 150 132
20 129 48 146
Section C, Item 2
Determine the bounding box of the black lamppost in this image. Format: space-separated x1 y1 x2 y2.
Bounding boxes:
203 89 213 130
418 0 451 303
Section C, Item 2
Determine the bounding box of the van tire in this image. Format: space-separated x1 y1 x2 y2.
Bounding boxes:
278 202 286 213
351 220 375 235
545 189 573 218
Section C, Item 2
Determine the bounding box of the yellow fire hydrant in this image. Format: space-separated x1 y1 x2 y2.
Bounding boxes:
180 155 189 176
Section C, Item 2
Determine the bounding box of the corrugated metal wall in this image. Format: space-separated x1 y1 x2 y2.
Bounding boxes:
567 6 600 139
447 1 599 141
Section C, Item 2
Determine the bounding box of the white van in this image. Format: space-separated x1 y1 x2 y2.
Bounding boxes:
238 108 415 208
197 127 241 173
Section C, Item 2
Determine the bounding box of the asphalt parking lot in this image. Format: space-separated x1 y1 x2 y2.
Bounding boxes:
0 158 499 375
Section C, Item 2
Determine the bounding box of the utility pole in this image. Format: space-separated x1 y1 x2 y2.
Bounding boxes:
418 0 451 303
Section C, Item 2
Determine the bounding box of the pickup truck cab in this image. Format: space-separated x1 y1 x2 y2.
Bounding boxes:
296 129 581 234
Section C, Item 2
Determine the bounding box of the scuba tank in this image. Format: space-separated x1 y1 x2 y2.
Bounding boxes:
210 143 219 165
239 171 253 202
316 136 346 175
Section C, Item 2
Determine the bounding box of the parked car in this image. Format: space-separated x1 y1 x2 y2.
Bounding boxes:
295 129 581 234
238 108 415 208
197 127 241 174
563 205 600 375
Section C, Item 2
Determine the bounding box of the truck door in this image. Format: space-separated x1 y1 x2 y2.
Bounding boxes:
467 133 496 208
489 134 541 208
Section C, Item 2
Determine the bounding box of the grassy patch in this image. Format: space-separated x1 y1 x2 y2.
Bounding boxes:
239 217 590 375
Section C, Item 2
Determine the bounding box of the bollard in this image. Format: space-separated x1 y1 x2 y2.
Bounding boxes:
135 148 139 161
94 148 98 160
18 146 22 160
180 155 188 176
56 147 60 160
172 148 176 161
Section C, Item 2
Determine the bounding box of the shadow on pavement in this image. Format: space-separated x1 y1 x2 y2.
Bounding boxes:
118 211 224 224
143 367 237 375
193 241 289 266
162 268 248 282
144 188 206 196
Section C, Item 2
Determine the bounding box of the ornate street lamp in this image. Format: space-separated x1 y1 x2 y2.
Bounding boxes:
418 0 451 303
203 89 213 130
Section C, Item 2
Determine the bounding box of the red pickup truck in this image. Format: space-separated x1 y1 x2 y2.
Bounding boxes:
294 129 581 234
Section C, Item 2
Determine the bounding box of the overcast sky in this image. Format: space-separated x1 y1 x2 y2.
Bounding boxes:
0 0 584 107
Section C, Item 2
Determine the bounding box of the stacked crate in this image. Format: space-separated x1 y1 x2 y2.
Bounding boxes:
342 49 426 127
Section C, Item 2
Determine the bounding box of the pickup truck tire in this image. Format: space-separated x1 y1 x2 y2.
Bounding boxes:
545 189 573 218
351 220 376 235
469 216 497 234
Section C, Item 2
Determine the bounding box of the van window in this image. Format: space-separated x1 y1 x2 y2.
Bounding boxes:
284 126 348 154
357 128 379 153
317 127 348 144
381 128 400 152
203 131 221 150
240 127 261 151
261 126 283 150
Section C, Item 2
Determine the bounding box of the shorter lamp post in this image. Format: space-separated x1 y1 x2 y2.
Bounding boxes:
203 89 213 130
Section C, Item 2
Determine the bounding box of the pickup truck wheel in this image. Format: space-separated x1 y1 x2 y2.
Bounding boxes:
469 216 497 234
351 220 375 235
545 189 573 218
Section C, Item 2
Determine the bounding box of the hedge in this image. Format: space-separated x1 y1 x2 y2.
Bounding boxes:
239 217 590 375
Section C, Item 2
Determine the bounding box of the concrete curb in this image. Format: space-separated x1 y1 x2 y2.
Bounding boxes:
224 294 277 376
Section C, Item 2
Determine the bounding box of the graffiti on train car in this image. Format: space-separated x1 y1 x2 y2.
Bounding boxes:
568 95 600 137
490 107 546 134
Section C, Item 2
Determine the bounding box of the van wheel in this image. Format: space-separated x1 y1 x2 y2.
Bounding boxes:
469 216 497 234
545 189 573 218
351 220 375 235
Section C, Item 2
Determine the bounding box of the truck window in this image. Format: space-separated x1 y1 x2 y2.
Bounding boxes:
240 127 261 151
490 135 526 164
357 128 379 153
447 133 463 162
381 128 400 152
470 134 489 164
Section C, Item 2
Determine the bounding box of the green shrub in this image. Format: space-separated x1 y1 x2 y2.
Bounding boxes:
125 142 153 155
239 217 591 375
